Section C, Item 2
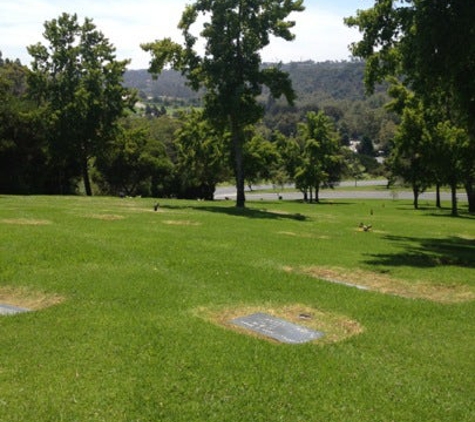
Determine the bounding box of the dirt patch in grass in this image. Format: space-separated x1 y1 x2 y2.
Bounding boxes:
278 231 330 240
193 303 363 344
0 218 52 226
0 286 64 311
294 266 475 304
163 220 201 226
88 214 125 221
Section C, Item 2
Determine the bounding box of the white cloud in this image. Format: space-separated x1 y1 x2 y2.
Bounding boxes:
0 0 368 68
261 7 360 63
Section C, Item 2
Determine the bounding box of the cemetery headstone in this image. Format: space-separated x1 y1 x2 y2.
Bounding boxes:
230 312 324 344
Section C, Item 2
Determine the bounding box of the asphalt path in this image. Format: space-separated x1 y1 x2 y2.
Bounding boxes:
215 180 468 202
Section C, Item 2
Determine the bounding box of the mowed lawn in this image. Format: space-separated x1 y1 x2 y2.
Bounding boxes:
0 195 474 422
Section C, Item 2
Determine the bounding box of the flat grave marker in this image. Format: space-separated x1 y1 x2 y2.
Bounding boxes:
230 312 324 344
0 304 30 316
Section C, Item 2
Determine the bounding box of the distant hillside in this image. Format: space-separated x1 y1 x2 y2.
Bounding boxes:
124 60 372 105
124 69 199 101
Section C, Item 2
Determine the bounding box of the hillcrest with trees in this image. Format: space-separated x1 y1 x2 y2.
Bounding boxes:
1 1 474 215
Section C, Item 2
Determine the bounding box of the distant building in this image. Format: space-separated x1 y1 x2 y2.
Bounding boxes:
349 140 361 153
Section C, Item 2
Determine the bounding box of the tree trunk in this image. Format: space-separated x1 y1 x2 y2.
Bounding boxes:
82 157 92 196
465 182 475 213
412 185 419 210
450 183 458 216
231 118 245 208
436 183 441 208
315 184 320 203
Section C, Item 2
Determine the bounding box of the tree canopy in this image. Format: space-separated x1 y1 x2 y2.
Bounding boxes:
345 0 475 212
345 0 475 137
142 0 304 207
27 13 135 195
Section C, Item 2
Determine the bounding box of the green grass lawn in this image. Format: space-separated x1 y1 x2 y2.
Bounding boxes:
0 195 474 422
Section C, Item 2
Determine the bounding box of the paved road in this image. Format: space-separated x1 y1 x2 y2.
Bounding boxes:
215 180 468 202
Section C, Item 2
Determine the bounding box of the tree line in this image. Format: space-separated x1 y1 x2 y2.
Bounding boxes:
0 5 381 203
346 0 475 214
1 1 474 213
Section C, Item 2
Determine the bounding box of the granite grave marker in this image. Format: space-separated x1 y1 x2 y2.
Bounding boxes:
230 312 324 344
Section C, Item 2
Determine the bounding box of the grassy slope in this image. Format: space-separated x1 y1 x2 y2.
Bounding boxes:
0 196 474 422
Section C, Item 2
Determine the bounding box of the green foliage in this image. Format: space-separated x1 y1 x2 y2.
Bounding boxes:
95 115 180 197
95 122 172 197
173 109 229 199
346 2 475 211
386 81 475 214
295 111 342 202
387 99 432 209
142 0 304 207
346 2 475 143
0 56 56 194
27 13 135 196
124 62 398 159
243 129 282 188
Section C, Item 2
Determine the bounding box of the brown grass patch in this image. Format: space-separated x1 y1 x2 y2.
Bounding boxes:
88 214 125 221
163 220 201 226
0 286 64 311
278 231 330 240
295 266 475 304
193 303 364 344
0 218 52 226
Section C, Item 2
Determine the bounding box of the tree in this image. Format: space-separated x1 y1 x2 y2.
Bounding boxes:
94 122 173 197
173 109 229 200
0 54 52 194
27 13 135 196
142 0 304 207
387 102 432 210
273 130 302 188
343 149 366 187
243 130 281 190
295 111 342 203
430 121 474 216
357 135 375 157
345 0 475 211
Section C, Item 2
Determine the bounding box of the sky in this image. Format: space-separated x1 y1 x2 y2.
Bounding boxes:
0 0 374 69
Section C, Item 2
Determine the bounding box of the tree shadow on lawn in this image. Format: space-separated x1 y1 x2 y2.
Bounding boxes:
161 203 309 221
425 211 475 220
364 235 475 269
286 199 354 206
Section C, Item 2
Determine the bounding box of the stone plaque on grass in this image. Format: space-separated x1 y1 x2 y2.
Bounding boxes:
230 312 324 344
0 304 30 316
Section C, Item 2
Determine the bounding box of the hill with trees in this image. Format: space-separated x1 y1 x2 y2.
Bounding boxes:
125 60 372 104
125 60 396 153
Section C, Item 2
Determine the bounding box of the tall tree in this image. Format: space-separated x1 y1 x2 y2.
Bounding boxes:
173 109 229 200
94 122 173 197
27 13 135 196
142 0 304 207
295 111 342 203
345 0 475 211
430 121 472 216
243 130 281 190
0 56 50 193
387 102 432 210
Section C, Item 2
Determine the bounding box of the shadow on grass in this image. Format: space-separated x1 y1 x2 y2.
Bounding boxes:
425 211 475 220
161 203 309 221
364 235 475 268
286 200 355 206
